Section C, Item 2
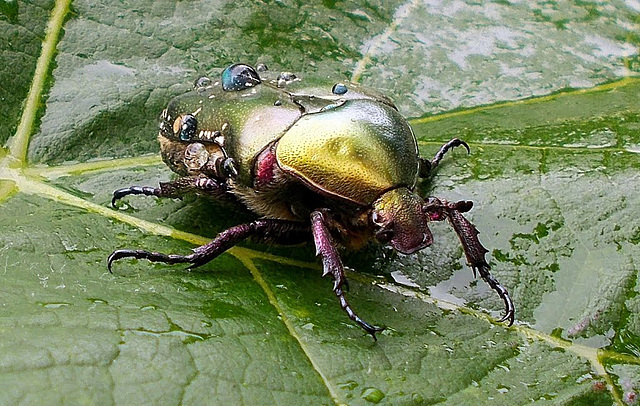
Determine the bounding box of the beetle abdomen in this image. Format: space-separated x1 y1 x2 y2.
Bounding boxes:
275 99 420 206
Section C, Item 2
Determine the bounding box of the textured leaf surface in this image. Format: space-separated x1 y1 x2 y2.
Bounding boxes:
1 0 638 404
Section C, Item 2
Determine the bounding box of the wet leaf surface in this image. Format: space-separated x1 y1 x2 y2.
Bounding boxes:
1 0 638 404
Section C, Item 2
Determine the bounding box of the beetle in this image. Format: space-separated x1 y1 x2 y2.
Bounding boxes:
108 63 515 339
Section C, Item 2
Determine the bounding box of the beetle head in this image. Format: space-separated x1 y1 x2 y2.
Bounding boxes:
371 188 433 254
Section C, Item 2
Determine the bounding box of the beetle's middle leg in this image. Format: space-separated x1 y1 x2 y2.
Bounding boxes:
111 175 226 206
311 210 385 340
423 198 515 325
108 218 310 272
419 138 470 178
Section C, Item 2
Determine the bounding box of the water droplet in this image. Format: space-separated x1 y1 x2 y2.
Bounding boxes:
256 63 269 72
338 380 359 390
318 100 346 112
61 239 78 252
277 71 297 87
193 76 212 90
38 302 72 309
361 387 385 403
390 270 420 288
332 83 348 95
497 384 510 394
184 142 210 170
274 100 282 106
221 64 261 91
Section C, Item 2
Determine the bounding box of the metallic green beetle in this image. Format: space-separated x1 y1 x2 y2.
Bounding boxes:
109 63 514 339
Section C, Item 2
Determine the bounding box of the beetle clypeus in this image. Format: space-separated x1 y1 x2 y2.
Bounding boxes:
109 63 514 339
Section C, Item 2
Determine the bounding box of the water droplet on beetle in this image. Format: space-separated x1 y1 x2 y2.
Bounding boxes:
332 83 348 95
277 71 297 87
184 142 209 170
221 64 261 91
319 100 346 112
194 76 212 90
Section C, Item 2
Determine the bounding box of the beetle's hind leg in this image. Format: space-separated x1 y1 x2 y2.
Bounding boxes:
423 198 515 325
111 175 225 206
419 138 470 178
311 210 385 340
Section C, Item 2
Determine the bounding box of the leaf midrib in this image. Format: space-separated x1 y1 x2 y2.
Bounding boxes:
6 0 71 166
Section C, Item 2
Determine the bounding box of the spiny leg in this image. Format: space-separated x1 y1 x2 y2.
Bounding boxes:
419 138 470 178
311 210 384 339
108 219 309 272
112 175 225 206
424 198 515 325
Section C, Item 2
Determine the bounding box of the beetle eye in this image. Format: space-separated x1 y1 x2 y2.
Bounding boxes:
221 64 261 91
174 114 197 141
375 229 394 244
332 83 348 95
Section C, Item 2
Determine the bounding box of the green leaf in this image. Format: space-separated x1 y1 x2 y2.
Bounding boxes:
0 0 55 146
1 0 638 404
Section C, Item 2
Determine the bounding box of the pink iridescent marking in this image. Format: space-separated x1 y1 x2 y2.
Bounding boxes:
254 147 277 188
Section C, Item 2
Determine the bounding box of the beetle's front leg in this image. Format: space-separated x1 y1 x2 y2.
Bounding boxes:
310 210 385 340
111 175 226 206
424 198 515 325
419 138 470 178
